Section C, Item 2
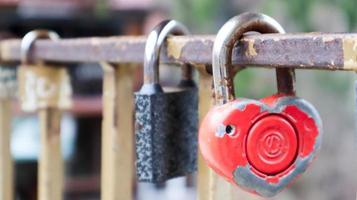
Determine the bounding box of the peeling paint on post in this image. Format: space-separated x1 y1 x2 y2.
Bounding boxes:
343 37 357 70
17 63 72 200
196 66 232 200
197 65 213 200
0 65 16 200
0 99 13 200
101 63 135 200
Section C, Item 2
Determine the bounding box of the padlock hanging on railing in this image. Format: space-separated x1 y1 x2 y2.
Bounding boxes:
199 12 323 197
18 30 71 112
135 20 198 183
18 30 72 200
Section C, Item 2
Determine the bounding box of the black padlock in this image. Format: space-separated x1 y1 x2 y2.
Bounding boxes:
135 20 198 183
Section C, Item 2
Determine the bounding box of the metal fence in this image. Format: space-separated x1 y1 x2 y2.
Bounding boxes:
0 32 356 200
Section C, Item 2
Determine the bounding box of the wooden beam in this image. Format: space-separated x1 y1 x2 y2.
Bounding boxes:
1 33 357 70
101 63 135 200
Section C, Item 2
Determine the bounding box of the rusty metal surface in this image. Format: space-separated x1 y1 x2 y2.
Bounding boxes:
0 33 354 70
135 87 198 182
211 12 295 105
276 68 296 95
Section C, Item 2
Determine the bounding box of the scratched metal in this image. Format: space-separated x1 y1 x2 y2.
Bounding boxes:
232 97 323 197
135 86 198 183
0 33 353 70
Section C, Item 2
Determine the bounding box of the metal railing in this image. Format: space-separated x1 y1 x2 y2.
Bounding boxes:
0 32 356 200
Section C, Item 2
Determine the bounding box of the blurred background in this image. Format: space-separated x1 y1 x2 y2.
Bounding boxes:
3 0 357 199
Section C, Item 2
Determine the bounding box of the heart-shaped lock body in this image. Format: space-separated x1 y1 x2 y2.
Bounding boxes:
199 95 322 197
199 12 323 197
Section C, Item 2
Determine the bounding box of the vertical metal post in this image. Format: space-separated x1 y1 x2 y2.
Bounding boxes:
17 63 71 200
197 67 234 200
101 63 135 200
0 99 13 200
38 108 64 200
0 65 19 200
197 67 213 200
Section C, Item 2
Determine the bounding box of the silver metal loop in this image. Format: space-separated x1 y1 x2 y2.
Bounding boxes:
143 19 190 86
21 29 60 64
212 12 294 105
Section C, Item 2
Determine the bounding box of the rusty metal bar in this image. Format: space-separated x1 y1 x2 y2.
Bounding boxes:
1 33 357 70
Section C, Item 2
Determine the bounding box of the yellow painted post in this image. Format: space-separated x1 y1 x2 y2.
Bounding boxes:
197 67 213 200
101 63 135 200
38 108 64 200
0 66 16 200
17 64 72 200
0 99 13 200
197 67 234 200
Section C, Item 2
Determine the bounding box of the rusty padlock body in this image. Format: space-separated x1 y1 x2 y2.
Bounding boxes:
199 12 323 197
18 30 72 112
18 64 72 111
135 20 198 183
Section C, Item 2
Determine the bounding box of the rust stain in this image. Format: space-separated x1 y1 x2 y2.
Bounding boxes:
343 37 357 70
246 39 257 57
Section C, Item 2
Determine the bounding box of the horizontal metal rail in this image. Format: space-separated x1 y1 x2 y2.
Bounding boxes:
1 33 357 71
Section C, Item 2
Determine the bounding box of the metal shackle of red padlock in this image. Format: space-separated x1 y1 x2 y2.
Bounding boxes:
199 12 323 197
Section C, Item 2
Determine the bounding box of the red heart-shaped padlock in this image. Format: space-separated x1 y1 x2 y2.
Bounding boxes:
199 95 322 197
199 12 323 197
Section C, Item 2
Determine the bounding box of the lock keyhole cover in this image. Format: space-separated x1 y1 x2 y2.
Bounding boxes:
246 114 298 175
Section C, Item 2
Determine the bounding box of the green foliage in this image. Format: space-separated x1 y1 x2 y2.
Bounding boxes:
233 69 254 97
94 0 110 18
234 69 275 98
314 71 352 96
285 0 315 31
172 0 357 32
329 0 357 31
172 0 219 32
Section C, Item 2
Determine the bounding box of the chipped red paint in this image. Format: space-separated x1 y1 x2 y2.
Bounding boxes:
199 94 321 195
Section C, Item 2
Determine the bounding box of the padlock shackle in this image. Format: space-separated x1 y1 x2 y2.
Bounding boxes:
142 20 191 94
212 12 295 105
21 29 60 65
